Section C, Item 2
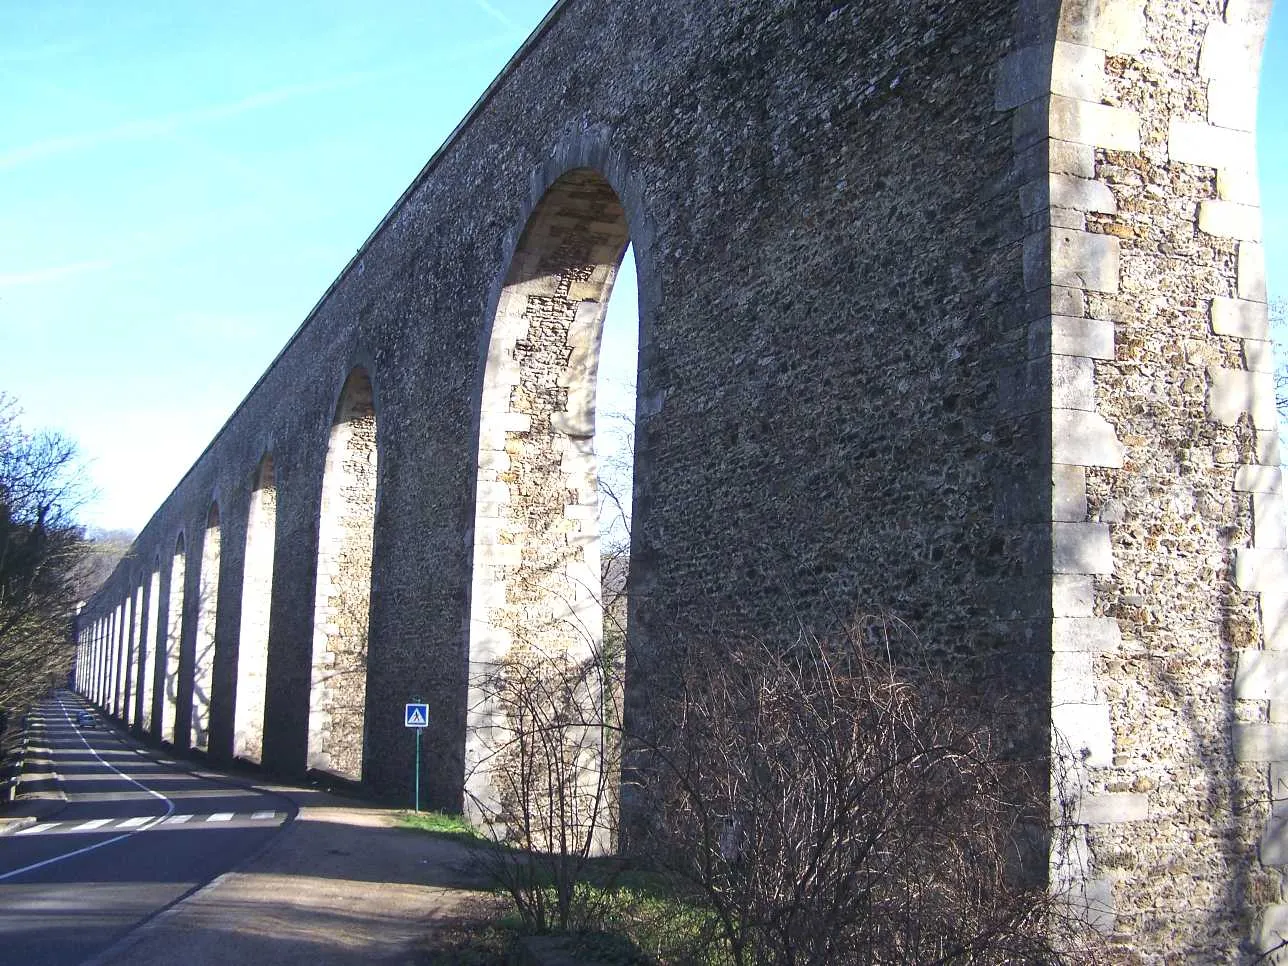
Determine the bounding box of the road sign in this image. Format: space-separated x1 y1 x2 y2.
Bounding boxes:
404 703 428 728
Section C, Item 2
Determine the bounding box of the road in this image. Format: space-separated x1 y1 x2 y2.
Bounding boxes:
0 692 294 966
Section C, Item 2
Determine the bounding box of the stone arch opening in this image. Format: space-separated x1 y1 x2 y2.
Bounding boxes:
466 167 637 842
124 586 140 727
142 566 160 733
309 368 377 782
162 533 186 744
112 603 126 717
236 454 277 763
191 502 220 751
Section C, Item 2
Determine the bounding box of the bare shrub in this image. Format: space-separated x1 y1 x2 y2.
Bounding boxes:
466 638 623 934
640 618 1098 965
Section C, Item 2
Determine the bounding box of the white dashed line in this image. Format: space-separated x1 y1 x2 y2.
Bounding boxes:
166 814 194 825
250 811 275 820
17 823 60 836
118 816 151 829
72 819 112 832
207 813 234 823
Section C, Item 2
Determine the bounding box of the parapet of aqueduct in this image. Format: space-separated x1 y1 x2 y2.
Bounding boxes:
76 0 1280 958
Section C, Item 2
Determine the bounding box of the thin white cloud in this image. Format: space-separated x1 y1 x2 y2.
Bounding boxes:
472 0 517 30
0 70 387 172
0 259 112 288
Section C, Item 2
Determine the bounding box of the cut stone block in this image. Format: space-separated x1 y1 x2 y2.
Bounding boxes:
1051 228 1119 292
1053 409 1125 467
1245 340 1276 373
1053 574 1095 618
1053 463 1088 521
1235 548 1288 593
1049 95 1141 151
1236 465 1283 494
1208 77 1259 131
1052 521 1114 575
1199 200 1262 241
1206 366 1276 430
1234 723 1288 761
1235 649 1288 700
1199 21 1262 79
1211 297 1269 338
1053 355 1095 411
1264 594 1288 651
1030 315 1115 359
1077 792 1149 824
1052 701 1113 768
1217 166 1261 204
1053 649 1097 703
1168 119 1255 169
1255 492 1288 548
1239 242 1269 302
1053 616 1122 652
1050 173 1117 214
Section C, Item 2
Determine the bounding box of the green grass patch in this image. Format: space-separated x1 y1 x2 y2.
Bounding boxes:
396 809 482 842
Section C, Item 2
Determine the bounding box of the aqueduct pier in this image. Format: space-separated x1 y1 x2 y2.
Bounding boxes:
75 0 1281 958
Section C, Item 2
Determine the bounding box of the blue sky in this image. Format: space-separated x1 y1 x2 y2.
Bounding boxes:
0 1 1284 532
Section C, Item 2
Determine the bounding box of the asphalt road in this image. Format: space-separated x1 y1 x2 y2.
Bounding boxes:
0 692 294 966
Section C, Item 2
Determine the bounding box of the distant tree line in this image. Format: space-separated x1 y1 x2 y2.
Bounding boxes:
0 394 127 740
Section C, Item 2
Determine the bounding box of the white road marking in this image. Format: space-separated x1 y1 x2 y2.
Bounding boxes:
16 823 59 835
118 816 150 829
166 814 194 824
250 811 276 820
71 819 112 831
207 813 234 822
0 698 175 883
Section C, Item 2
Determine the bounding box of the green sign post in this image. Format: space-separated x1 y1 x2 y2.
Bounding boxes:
404 701 429 811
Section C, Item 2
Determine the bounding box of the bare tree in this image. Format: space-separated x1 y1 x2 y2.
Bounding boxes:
0 394 90 735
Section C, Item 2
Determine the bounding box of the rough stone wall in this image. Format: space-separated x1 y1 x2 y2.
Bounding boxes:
990 0 1279 958
191 508 220 751
235 457 276 763
307 371 376 782
74 0 1279 955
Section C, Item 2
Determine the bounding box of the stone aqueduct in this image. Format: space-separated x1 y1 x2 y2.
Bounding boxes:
74 0 1279 958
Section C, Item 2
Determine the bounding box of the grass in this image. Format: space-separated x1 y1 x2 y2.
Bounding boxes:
396 809 484 843
397 812 729 963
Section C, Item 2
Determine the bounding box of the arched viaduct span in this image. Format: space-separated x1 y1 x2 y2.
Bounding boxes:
73 0 1279 957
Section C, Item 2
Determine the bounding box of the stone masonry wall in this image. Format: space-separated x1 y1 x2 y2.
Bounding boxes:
75 0 1279 955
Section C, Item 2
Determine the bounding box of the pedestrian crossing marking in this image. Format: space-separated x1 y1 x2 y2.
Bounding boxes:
7 811 284 838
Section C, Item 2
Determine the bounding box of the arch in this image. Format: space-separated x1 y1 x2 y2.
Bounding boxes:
191 502 221 750
141 564 161 734
308 367 378 781
235 453 277 763
162 532 186 744
122 588 139 727
466 166 637 845
129 581 145 728
112 603 126 718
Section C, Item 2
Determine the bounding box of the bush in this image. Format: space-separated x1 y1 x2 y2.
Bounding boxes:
640 618 1097 965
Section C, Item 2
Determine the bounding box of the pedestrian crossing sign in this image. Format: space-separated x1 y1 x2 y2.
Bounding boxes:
404 703 429 728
